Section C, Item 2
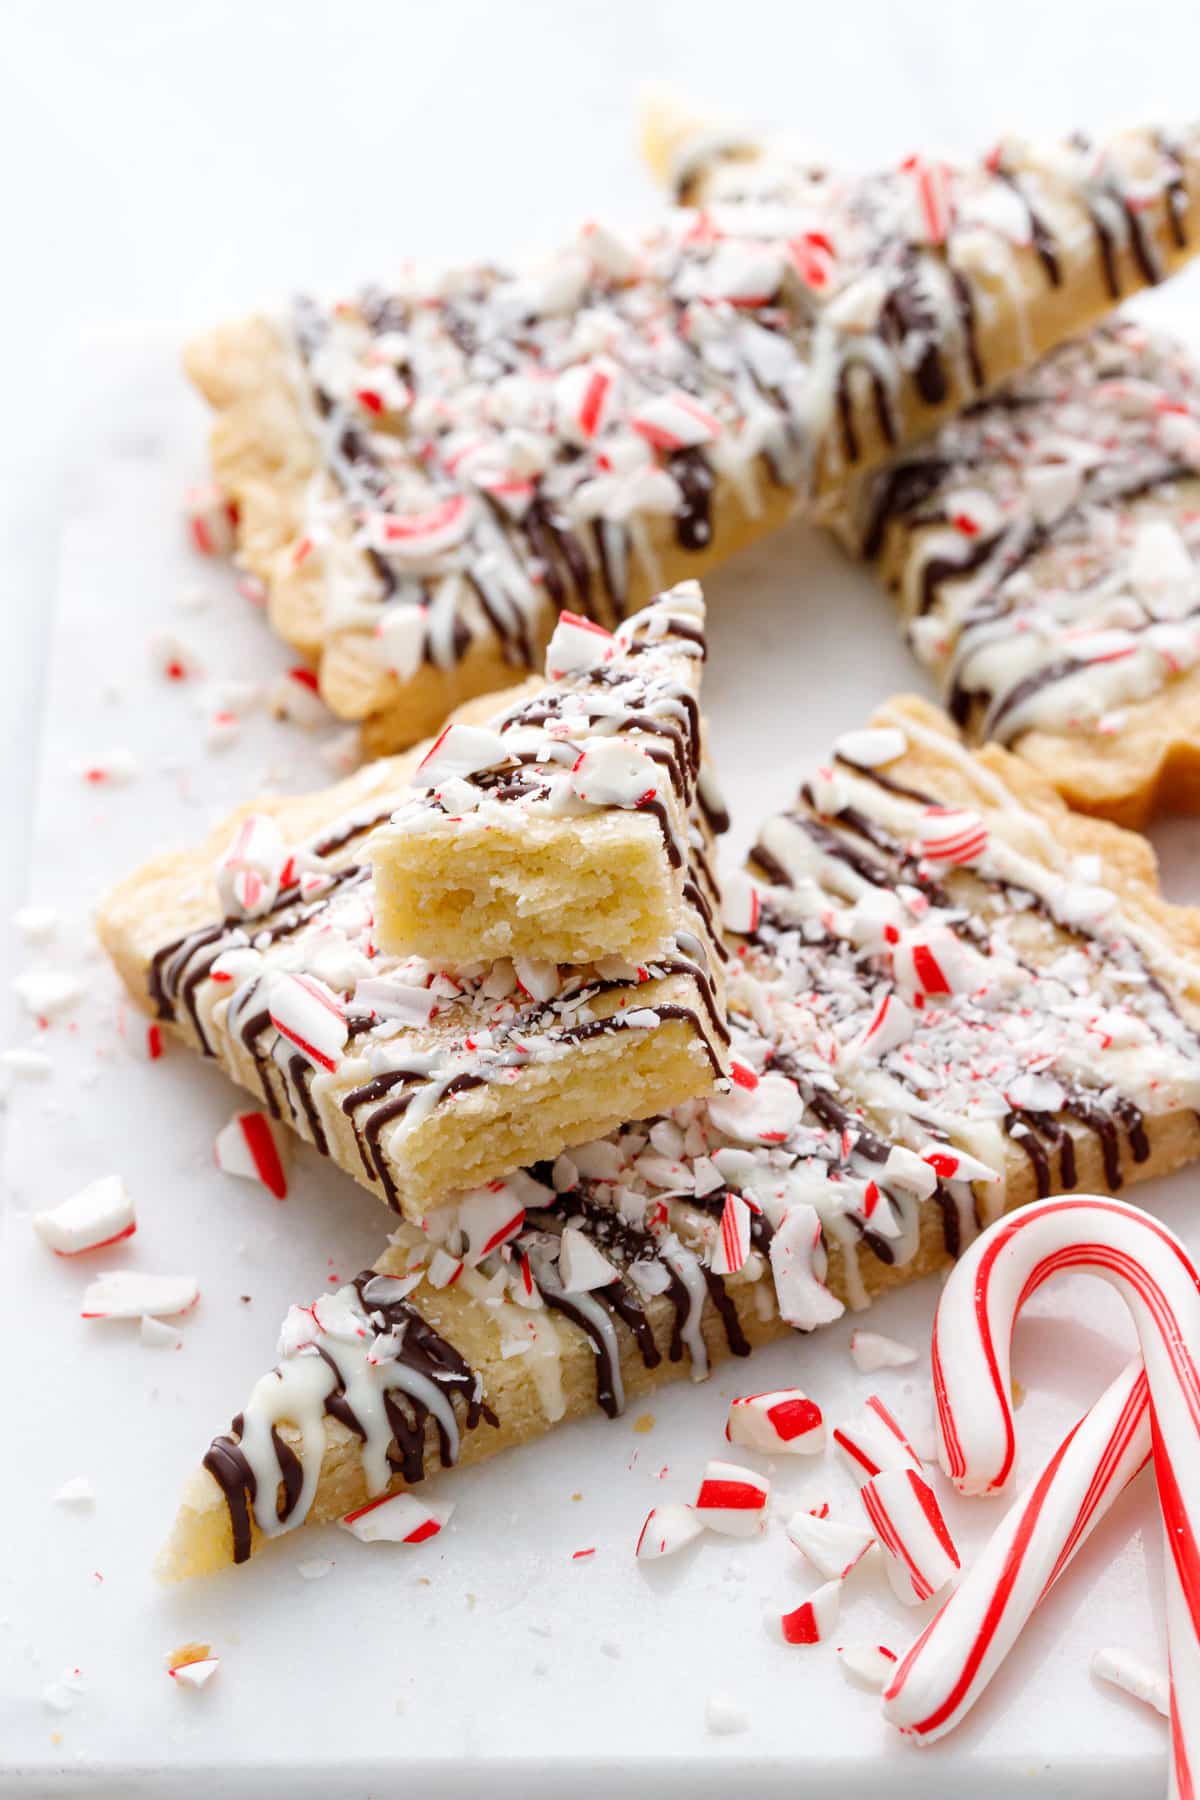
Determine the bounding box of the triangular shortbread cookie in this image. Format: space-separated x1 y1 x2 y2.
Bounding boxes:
158 696 1200 1578
188 108 1199 752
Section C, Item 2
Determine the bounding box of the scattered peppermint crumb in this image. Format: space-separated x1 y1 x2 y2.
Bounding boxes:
705 1693 749 1736
74 748 141 786
296 1559 334 1582
13 969 84 1020
1 1048 52 1080
849 1330 919 1373
1092 1647 1170 1717
52 1477 95 1507
140 1317 182 1350
42 1671 85 1715
13 906 58 944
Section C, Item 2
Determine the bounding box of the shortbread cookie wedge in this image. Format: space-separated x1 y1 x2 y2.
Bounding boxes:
370 582 719 966
97 688 729 1225
830 321 1200 827
191 114 1200 754
159 702 1200 1579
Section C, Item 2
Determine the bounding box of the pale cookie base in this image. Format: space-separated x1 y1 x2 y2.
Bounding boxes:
373 806 686 968
96 684 728 1223
159 1099 1200 1581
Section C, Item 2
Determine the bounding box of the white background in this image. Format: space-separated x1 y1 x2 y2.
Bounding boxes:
5 4 1200 1796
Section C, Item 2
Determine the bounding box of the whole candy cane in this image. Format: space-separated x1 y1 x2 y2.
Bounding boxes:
930 1196 1200 1800
885 1358 1151 1742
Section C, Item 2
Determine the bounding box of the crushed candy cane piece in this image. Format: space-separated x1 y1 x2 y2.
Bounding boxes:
710 1192 752 1275
184 482 237 555
297 1558 335 1581
779 1578 842 1645
769 1204 843 1330
150 632 203 682
726 1389 825 1455
13 905 58 944
558 1224 618 1292
267 971 348 1072
694 1460 770 1537
838 1643 899 1690
33 1176 136 1256
833 1395 924 1478
704 1693 750 1736
785 1510 874 1580
14 968 84 1019
2 1047 52 1079
52 1477 95 1507
170 1657 220 1689
76 748 140 785
721 871 761 935
635 1503 704 1560
860 1466 960 1605
269 666 330 728
834 727 907 768
340 1492 453 1544
545 612 615 680
214 1111 289 1200
1091 1646 1170 1718
415 722 508 786
215 813 288 920
42 1670 86 1714
140 1316 182 1350
850 1330 919 1373
81 1270 199 1321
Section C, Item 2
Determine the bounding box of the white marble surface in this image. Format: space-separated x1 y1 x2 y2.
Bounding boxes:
4 4 1200 1795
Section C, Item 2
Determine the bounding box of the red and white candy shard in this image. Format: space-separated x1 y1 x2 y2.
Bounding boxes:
339 1492 453 1545
694 1460 770 1538
267 972 348 1072
184 481 237 556
456 1183 527 1265
707 1069 805 1146
33 1175 136 1256
838 1643 899 1691
720 871 761 936
514 957 559 1002
213 1111 289 1200
52 1477 95 1507
849 1330 919 1373
81 1270 199 1320
414 722 508 787
545 612 614 680
833 727 907 768
215 813 288 921
710 1192 752 1275
779 1579 842 1646
373 603 427 684
917 807 988 866
832 1395 924 1478
1091 1647 1170 1719
726 1389 825 1455
150 632 203 682
630 390 721 451
76 748 140 786
558 1225 619 1293
859 1466 961 1605
843 990 914 1064
170 1657 221 1689
570 738 660 809
785 1510 874 1581
635 1503 704 1560
269 666 330 729
769 1203 843 1330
